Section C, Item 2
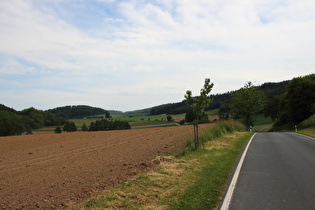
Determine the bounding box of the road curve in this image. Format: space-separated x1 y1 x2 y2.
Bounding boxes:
222 132 315 210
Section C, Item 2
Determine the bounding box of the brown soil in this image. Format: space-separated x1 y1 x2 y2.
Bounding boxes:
0 124 212 209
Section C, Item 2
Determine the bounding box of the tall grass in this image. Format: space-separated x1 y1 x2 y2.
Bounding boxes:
299 114 315 129
177 120 245 157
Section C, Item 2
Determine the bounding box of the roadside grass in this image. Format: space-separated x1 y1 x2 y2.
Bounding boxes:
299 114 315 130
298 128 315 138
83 120 252 209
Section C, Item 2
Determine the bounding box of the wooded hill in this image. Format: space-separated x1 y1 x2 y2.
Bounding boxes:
0 106 64 136
48 105 110 119
0 105 111 136
148 80 289 116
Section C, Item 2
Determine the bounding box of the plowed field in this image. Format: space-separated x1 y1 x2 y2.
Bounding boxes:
0 124 213 209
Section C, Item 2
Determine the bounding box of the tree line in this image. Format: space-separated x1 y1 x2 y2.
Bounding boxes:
0 106 64 136
55 119 131 133
48 105 110 119
149 81 288 117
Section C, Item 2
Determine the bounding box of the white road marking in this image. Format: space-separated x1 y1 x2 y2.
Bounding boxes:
220 133 256 210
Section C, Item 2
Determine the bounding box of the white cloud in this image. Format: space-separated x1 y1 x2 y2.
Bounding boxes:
0 0 314 111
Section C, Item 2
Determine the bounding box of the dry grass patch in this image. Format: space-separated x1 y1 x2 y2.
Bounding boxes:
84 155 204 209
299 128 315 137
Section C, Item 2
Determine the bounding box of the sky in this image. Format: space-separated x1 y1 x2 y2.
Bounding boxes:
0 0 314 112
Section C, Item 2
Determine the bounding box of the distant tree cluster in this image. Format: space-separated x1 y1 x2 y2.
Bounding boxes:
0 110 25 136
48 105 110 119
150 101 190 115
63 121 77 132
89 119 131 131
0 105 63 136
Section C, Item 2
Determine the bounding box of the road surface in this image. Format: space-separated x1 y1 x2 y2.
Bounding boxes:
222 132 315 210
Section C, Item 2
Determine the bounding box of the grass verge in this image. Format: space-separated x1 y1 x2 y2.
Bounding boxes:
298 128 315 138
82 120 252 209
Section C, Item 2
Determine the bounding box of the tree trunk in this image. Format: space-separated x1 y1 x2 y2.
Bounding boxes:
193 123 197 149
195 117 199 150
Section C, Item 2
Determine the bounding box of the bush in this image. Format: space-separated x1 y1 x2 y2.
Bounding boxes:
167 115 173 122
54 126 62 134
63 121 77 132
0 110 25 136
81 123 88 132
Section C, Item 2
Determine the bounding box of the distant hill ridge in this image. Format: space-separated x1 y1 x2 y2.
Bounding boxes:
2 80 290 119
145 80 290 116
48 105 110 119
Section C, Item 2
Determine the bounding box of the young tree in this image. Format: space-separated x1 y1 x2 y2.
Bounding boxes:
63 121 77 132
185 78 214 150
70 122 77 132
81 123 88 132
231 82 265 130
63 121 71 132
54 125 62 134
167 115 173 122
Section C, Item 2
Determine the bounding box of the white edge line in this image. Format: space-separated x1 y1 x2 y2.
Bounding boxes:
220 133 256 210
292 132 315 141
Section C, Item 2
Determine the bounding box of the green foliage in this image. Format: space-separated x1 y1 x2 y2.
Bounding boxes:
231 82 265 129
0 110 25 136
150 101 189 115
81 123 88 132
185 108 196 123
273 74 315 130
185 78 214 117
0 105 62 136
218 95 232 120
185 78 214 150
19 107 45 129
172 132 252 210
186 109 211 124
201 120 246 143
167 115 173 122
54 126 62 134
63 121 77 132
299 114 315 129
48 105 110 119
264 95 282 121
89 119 131 131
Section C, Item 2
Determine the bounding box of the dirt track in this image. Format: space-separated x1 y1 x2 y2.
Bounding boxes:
0 124 212 209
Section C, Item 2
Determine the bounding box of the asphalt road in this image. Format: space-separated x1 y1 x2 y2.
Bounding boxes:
225 132 315 210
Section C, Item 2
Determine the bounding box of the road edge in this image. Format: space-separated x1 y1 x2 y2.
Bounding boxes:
219 133 256 210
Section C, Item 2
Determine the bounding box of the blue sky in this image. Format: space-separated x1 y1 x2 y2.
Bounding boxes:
0 0 314 111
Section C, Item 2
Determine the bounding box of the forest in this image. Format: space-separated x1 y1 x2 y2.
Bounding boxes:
48 105 110 119
0 105 111 136
0 106 63 136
